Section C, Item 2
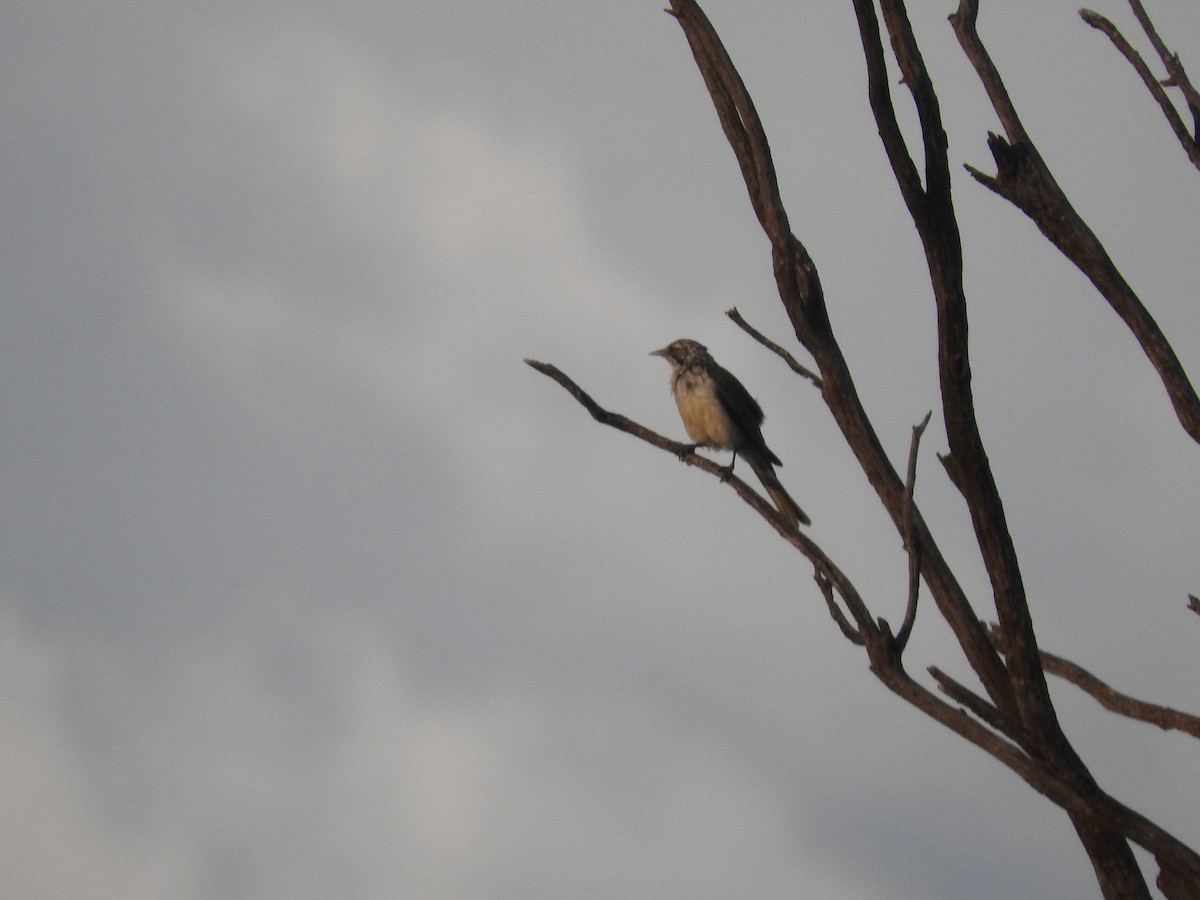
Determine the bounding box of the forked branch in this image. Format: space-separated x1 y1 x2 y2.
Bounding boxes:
951 0 1200 444
1083 0 1200 161
667 0 1015 720
857 0 1057 749
1080 8 1200 169
1124 0 1200 124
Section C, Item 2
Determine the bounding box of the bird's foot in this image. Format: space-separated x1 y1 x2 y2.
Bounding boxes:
675 443 699 461
717 453 738 483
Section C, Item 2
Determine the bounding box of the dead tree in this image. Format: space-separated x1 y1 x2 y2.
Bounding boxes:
527 1 1199 895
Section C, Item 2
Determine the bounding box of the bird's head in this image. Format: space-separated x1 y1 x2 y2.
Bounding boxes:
650 338 710 370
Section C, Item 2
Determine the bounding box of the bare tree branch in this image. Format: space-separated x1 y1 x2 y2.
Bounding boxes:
815 570 865 645
1041 648 1200 738
664 0 791 246
523 359 785 517
524 358 878 636
725 307 822 388
664 1 1200 890
860 0 1060 755
929 665 1029 744
896 412 932 653
536 2 1200 894
1124 0 1200 123
950 0 1200 445
688 0 1200 889
948 0 1029 142
1079 8 1200 169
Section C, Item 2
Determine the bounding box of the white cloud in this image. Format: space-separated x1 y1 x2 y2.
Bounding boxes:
151 19 674 519
0 602 194 900
0 590 885 900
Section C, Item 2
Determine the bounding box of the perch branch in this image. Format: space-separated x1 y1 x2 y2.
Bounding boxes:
525 358 877 636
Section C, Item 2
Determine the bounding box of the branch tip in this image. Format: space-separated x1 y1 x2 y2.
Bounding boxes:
726 307 822 387
1039 646 1200 739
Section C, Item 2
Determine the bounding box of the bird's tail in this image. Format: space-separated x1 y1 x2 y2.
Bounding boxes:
747 455 811 528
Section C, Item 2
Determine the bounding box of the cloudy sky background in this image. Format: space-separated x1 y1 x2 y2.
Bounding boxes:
3 0 1199 897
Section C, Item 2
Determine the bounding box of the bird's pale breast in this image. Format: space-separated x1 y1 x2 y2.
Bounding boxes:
674 371 737 448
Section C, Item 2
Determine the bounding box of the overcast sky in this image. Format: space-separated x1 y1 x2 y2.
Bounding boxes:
3 1 1199 898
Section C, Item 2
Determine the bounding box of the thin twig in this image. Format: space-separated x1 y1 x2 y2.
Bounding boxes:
1079 9 1200 169
895 411 932 652
524 359 680 452
815 570 865 645
928 666 1029 744
1126 0 1200 134
726 307 822 387
980 621 1200 739
1040 648 1200 739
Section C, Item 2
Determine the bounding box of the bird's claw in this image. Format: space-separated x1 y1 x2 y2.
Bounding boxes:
675 443 698 461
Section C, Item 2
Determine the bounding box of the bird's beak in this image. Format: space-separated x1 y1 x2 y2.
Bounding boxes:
649 347 668 358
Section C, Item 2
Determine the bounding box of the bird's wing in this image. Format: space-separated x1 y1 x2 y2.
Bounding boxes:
711 364 784 465
711 365 765 428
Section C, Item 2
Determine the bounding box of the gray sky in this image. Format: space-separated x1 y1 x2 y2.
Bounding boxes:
3 1 1198 897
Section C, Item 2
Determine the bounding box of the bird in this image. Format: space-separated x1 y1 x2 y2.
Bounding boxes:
650 338 810 527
